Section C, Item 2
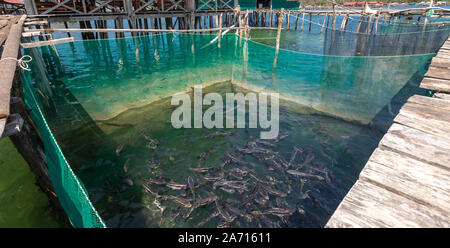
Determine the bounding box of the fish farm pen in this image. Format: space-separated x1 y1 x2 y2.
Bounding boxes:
1 0 450 228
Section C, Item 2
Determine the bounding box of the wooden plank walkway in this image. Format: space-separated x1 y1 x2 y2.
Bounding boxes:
420 38 450 93
0 15 27 139
326 37 450 228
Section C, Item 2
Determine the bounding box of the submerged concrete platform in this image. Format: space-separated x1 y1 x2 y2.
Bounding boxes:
326 37 450 228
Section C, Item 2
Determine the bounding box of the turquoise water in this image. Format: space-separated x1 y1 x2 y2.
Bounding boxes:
23 30 434 227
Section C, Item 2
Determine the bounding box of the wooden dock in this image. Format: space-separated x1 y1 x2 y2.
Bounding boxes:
326 37 450 228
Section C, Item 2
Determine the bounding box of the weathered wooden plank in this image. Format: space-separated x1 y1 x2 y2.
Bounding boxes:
22 31 41 37
21 37 74 48
407 94 450 111
425 66 450 80
435 50 450 60
364 149 450 213
430 57 450 68
433 92 450 100
0 16 19 47
24 20 48 26
441 40 450 50
394 103 450 137
380 123 450 170
326 179 450 228
420 77 450 93
0 15 26 137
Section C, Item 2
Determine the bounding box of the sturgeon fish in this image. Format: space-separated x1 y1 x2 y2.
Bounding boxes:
198 172 224 182
143 184 160 198
286 170 324 180
264 207 296 217
145 178 167 185
123 158 130 173
167 195 192 208
226 152 248 165
187 176 195 199
215 200 236 223
189 167 214 173
166 182 188 190
116 143 125 156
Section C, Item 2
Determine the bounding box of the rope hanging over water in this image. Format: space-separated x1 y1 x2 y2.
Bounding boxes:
0 55 33 71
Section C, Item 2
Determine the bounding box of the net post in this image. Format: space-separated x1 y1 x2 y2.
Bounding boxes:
276 8 284 51
321 12 328 33
300 13 305 32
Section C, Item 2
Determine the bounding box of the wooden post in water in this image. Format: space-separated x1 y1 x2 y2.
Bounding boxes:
286 11 290 30
218 13 223 48
340 14 348 31
244 10 249 39
63 21 71 37
332 3 336 29
300 13 305 32
236 5 241 35
269 10 272 27
273 8 285 87
367 14 373 34
275 9 284 51
309 13 312 32
215 14 219 30
321 13 328 33
294 13 299 30
374 14 379 34
356 15 364 33
271 11 275 27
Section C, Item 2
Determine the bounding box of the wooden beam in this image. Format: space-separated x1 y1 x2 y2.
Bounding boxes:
21 37 75 48
0 15 26 138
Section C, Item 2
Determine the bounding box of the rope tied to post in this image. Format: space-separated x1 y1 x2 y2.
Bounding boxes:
0 55 33 71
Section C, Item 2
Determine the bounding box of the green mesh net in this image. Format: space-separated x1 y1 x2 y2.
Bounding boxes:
22 72 106 228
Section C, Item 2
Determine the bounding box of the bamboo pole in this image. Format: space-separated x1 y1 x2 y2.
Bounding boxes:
356 15 363 33
43 27 278 34
286 11 290 30
300 13 305 32
309 14 312 32
367 14 373 34
321 13 328 33
273 9 285 87
332 4 336 29
218 13 223 48
275 9 284 51
374 15 379 34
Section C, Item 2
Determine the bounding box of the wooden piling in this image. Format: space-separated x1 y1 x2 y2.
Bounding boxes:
332 4 337 29
356 15 364 33
300 13 305 32
367 15 373 34
374 15 379 34
309 14 312 32
275 9 284 51
321 13 328 33
218 13 223 48
286 11 290 30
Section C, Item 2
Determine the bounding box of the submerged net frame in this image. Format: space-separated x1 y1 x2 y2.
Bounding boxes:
21 13 450 227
